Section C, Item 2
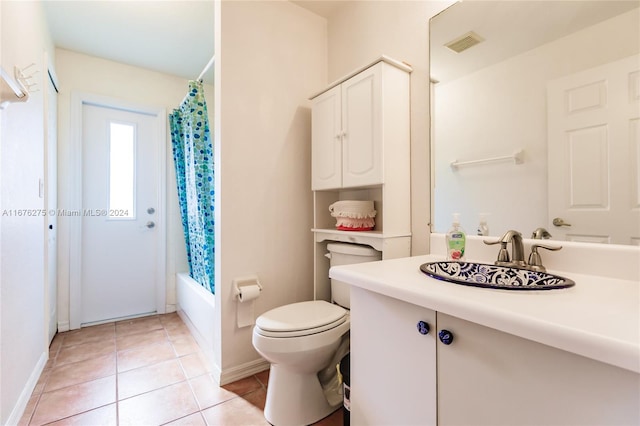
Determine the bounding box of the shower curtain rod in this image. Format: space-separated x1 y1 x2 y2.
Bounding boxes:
197 55 215 82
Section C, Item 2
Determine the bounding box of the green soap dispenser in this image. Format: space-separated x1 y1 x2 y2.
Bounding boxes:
446 213 466 261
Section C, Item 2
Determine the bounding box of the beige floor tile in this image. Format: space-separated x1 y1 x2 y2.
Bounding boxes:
116 327 168 351
45 353 116 392
26 313 300 426
222 375 263 396
118 381 199 426
32 369 50 396
55 339 116 366
189 374 236 410
164 412 207 426
242 386 267 411
255 369 270 388
60 323 115 348
165 324 192 341
170 334 200 357
159 312 186 327
49 333 64 351
47 403 117 426
118 358 186 400
115 315 163 337
201 389 270 426
30 376 116 426
178 353 211 379
117 340 176 372
16 394 39 426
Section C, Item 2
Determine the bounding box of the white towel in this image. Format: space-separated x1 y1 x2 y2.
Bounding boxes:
329 200 376 219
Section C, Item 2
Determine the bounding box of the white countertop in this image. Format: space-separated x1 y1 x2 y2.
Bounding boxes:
331 254 640 374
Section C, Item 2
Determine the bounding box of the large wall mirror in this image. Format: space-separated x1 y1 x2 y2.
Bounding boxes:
430 0 639 246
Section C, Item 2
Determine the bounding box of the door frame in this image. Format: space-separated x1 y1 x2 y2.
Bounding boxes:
44 55 59 344
69 91 167 329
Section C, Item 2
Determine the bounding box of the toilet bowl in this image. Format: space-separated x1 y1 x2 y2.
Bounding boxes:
252 242 381 426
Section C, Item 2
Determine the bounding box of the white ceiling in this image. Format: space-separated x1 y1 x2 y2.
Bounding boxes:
43 0 215 84
430 1 640 83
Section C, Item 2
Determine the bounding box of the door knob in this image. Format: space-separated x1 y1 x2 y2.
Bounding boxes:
416 321 430 335
438 329 454 345
552 217 571 227
145 221 155 229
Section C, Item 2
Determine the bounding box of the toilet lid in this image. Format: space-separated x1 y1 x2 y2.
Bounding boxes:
256 300 347 337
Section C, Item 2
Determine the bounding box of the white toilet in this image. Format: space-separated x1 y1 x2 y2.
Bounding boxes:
252 242 381 426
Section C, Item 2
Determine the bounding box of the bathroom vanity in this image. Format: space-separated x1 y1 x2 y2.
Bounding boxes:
332 248 640 425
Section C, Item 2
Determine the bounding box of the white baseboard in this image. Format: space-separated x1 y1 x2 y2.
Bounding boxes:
5 351 48 426
166 304 177 313
218 358 270 386
57 320 70 333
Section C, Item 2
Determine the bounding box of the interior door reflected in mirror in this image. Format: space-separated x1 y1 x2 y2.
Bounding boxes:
430 0 640 246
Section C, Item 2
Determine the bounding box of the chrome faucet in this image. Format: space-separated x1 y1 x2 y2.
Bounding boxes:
531 227 552 239
484 230 526 268
485 229 562 271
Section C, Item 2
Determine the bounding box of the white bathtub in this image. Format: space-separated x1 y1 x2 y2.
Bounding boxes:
176 273 217 367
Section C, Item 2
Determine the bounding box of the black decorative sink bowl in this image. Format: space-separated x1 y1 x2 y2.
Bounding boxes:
419 261 575 290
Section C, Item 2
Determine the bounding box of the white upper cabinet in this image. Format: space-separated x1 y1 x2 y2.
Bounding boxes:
340 65 381 188
311 85 342 189
311 58 410 190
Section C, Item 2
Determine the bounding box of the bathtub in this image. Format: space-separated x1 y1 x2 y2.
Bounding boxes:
176 273 217 369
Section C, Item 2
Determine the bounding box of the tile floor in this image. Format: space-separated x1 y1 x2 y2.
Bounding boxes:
19 313 343 426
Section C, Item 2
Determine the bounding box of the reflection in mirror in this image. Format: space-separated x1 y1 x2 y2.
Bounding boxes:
430 1 639 246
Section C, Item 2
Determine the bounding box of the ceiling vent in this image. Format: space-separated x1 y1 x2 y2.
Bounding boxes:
445 31 484 53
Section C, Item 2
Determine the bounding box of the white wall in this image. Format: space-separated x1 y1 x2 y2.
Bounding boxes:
217 1 326 378
0 1 54 423
323 0 454 256
55 49 212 330
433 8 639 236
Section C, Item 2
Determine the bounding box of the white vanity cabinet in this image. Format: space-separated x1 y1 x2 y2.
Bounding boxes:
350 286 437 425
311 58 411 190
351 286 640 426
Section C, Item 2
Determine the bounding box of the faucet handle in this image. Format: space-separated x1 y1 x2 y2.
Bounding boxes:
484 239 510 263
528 244 562 272
531 227 552 239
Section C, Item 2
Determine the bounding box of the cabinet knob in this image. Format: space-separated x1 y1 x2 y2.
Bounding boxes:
416 321 430 335
438 329 454 345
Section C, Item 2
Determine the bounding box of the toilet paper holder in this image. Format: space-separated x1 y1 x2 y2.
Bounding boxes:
232 275 263 299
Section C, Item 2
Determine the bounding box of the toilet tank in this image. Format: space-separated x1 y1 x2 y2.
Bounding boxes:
327 243 381 309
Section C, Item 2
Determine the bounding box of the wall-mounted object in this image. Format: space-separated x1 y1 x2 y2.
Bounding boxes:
233 275 262 328
1 64 37 110
450 149 524 170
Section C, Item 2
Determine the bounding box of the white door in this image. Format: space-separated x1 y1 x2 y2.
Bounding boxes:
311 85 342 190
80 103 161 325
547 55 640 245
45 69 58 343
341 63 382 188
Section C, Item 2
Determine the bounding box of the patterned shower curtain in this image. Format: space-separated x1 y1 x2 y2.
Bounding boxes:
169 80 215 293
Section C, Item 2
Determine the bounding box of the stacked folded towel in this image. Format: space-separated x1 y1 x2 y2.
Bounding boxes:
328 200 377 231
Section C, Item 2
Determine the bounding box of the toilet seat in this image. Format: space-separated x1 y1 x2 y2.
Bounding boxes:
255 300 347 338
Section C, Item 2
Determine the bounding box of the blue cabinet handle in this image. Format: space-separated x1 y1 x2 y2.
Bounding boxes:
416 321 430 335
438 329 454 345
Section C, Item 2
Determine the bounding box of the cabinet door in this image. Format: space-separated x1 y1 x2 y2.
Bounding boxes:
341 63 382 188
350 287 437 425
311 85 342 190
437 313 640 426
